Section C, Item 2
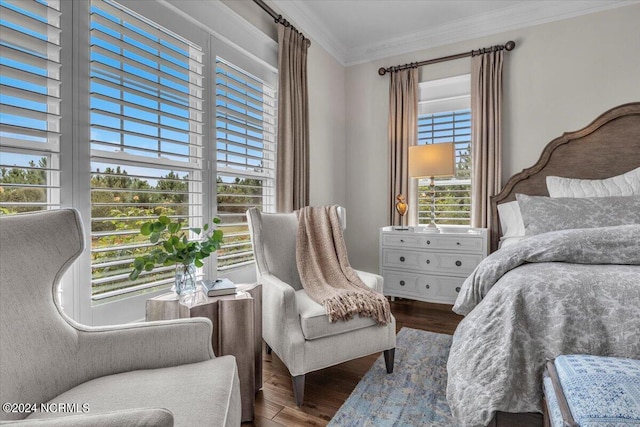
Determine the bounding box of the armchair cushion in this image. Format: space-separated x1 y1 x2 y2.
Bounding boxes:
26 357 241 427
294 271 384 340
295 290 377 340
3 408 174 426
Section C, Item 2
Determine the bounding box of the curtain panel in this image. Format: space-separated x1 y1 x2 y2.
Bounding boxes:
471 51 503 228
388 68 419 226
276 25 309 212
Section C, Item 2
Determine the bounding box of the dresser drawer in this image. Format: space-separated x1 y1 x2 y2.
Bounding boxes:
425 252 482 275
382 232 484 253
381 233 427 249
382 249 423 270
383 270 419 293
382 249 482 275
415 276 464 302
383 270 464 304
426 235 485 253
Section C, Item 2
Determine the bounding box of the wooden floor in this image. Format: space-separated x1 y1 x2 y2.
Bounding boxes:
247 299 464 427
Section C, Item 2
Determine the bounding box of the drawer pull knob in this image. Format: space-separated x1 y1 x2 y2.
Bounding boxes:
400 280 405 286
400 239 404 243
455 286 461 293
400 256 405 262
425 284 430 289
455 260 462 267
426 259 430 264
426 240 431 245
456 242 461 246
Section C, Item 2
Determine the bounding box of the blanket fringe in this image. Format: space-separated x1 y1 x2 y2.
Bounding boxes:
323 292 391 325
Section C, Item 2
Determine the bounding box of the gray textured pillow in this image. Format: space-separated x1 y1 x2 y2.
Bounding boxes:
516 194 640 235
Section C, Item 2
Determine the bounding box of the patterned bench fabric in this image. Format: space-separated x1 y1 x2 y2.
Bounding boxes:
554 355 640 426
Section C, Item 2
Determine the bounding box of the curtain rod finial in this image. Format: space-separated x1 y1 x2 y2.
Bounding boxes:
505 41 516 51
378 67 387 76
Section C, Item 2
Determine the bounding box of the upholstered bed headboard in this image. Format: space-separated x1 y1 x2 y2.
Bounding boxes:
490 102 640 252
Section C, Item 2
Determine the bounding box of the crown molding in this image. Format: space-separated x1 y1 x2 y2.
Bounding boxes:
271 0 349 64
273 0 639 67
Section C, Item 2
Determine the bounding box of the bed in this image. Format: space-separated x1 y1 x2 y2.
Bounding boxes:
445 102 640 427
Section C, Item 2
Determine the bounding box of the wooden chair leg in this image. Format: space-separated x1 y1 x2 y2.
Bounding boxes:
265 343 272 355
291 374 305 407
384 348 395 374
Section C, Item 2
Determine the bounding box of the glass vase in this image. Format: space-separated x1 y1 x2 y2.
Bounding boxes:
174 263 196 296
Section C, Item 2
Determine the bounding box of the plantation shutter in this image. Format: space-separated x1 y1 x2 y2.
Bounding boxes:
89 0 204 301
215 57 276 271
417 109 472 225
0 0 61 213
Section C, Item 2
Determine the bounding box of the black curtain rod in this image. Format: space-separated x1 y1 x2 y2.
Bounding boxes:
253 0 311 47
378 40 516 76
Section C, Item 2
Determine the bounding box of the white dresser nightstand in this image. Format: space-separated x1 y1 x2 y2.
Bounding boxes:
379 227 488 305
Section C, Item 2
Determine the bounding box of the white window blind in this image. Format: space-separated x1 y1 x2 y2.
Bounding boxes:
89 0 204 301
0 0 61 214
417 109 472 225
215 58 276 271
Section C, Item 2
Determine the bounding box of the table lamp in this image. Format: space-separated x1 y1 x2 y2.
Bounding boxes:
408 143 456 229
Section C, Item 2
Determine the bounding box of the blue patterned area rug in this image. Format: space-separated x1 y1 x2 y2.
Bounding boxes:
328 328 457 427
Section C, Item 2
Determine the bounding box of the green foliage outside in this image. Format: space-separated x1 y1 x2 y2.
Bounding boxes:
216 176 264 268
0 158 48 215
0 159 263 298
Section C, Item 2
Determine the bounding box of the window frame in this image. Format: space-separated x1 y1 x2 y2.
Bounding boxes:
72 0 211 325
87 0 207 305
0 0 62 214
56 0 277 325
414 75 472 227
215 57 277 273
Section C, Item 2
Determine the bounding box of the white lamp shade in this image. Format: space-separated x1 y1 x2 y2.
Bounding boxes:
408 143 456 178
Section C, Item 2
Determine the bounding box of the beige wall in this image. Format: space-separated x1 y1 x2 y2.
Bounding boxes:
308 45 347 206
344 4 640 273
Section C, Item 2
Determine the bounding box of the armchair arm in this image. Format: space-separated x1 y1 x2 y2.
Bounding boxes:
73 318 214 381
354 269 384 294
259 274 306 373
0 408 173 427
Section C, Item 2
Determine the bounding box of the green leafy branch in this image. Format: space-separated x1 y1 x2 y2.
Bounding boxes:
129 215 223 281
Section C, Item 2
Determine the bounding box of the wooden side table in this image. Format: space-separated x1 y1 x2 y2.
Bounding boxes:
146 283 262 422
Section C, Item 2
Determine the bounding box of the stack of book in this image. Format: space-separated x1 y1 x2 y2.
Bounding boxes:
200 278 237 297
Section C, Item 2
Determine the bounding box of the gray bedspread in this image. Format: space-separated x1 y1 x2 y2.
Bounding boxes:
446 225 640 426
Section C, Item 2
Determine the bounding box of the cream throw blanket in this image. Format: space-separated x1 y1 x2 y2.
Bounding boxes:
296 205 391 324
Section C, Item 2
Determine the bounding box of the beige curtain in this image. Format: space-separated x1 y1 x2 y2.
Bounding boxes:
276 25 309 212
388 68 418 226
471 50 503 228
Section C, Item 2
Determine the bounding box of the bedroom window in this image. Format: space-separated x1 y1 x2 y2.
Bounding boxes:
89 0 204 302
1 0 277 323
215 58 276 271
417 75 471 226
0 0 61 214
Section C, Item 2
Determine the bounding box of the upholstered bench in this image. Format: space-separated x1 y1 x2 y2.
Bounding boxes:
543 355 640 427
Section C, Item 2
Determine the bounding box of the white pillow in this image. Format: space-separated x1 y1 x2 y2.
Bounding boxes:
499 236 526 248
497 201 525 242
546 167 640 198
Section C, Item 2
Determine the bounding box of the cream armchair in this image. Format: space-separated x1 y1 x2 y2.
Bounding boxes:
0 209 241 426
247 207 396 406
